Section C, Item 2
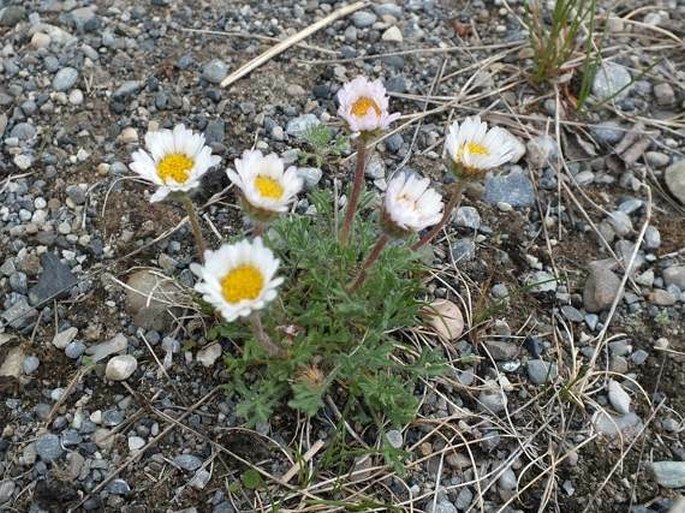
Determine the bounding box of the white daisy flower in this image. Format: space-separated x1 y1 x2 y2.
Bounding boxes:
191 237 283 323
337 76 401 134
382 172 444 235
444 116 518 176
129 124 221 202
227 150 303 219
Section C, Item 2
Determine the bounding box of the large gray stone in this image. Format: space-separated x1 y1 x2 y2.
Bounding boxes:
583 263 623 313
651 461 685 489
592 62 632 101
28 253 77 306
663 266 685 289
52 67 79 91
125 270 183 331
665 160 685 204
484 168 535 207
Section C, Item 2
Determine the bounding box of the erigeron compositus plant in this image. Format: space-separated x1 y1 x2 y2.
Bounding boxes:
412 116 518 251
337 76 400 245
126 77 521 434
227 149 303 235
129 124 221 262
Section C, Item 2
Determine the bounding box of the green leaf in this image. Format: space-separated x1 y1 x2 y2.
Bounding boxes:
241 468 265 490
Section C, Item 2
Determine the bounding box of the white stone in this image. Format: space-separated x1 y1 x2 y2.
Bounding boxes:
105 355 137 381
52 327 78 349
196 342 222 368
423 299 464 341
119 127 138 144
381 26 403 43
608 379 631 414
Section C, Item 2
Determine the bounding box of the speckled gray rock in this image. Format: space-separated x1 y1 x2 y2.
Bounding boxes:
590 121 624 145
297 167 323 189
286 114 320 137
592 411 642 437
36 434 64 462
526 135 558 169
451 238 476 262
650 462 685 488
663 266 685 289
454 206 481 230
484 168 535 207
478 386 507 413
0 6 26 26
174 454 203 472
0 480 15 504
665 161 685 204
202 59 228 84
52 67 79 91
351 11 377 28
484 340 519 360
28 253 77 306
87 333 128 363
527 359 558 384
592 62 632 101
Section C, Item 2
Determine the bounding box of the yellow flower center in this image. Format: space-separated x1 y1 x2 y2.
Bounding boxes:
464 142 489 156
221 265 264 304
254 175 284 200
396 193 417 210
351 96 381 118
157 153 194 184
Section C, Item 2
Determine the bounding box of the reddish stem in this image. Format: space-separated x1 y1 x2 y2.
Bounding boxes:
348 234 390 293
340 137 368 245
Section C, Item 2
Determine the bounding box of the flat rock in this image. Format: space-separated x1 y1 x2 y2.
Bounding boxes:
174 454 203 472
663 266 685 289
125 270 183 331
0 479 15 504
650 461 685 488
664 160 685 203
197 342 222 367
87 333 128 363
527 359 558 384
484 168 535 207
28 253 77 306
484 340 519 360
52 327 78 349
0 344 24 379
1 298 38 329
423 299 464 341
286 114 320 137
583 263 623 313
592 411 642 438
608 380 631 414
36 434 64 462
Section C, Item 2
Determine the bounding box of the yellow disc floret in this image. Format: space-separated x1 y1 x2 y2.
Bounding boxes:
157 153 194 184
465 142 489 156
351 96 381 118
221 265 264 304
254 175 284 200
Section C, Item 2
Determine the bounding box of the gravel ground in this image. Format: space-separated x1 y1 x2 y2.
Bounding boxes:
1 0 684 512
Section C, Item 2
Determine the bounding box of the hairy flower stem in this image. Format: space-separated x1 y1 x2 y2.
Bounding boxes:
249 312 282 357
411 180 466 251
180 193 207 263
253 222 265 237
348 234 390 293
340 136 369 245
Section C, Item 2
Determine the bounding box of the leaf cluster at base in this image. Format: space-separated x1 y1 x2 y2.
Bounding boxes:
209 189 445 429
